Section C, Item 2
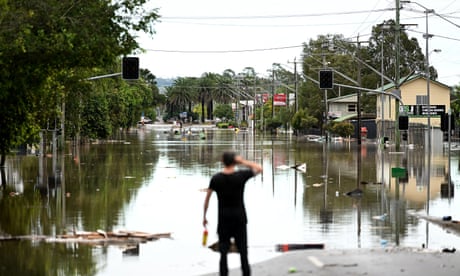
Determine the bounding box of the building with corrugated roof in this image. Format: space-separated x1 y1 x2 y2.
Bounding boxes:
376 74 452 128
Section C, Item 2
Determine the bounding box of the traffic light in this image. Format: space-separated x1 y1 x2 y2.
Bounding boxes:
122 57 139 80
440 113 453 132
398 115 409 130
443 131 449 142
402 132 408 141
319 70 333 89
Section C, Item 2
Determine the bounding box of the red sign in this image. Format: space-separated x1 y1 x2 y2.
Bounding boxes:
274 93 286 106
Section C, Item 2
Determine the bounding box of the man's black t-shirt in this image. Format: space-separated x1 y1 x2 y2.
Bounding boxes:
209 170 254 233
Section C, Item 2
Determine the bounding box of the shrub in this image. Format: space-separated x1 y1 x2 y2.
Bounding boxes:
217 122 229 129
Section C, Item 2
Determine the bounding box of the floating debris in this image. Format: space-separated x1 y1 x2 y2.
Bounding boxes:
345 188 363 197
442 247 456 253
276 165 290 170
208 240 239 253
0 230 171 246
408 212 460 236
276 163 306 173
372 214 388 221
276 243 325 252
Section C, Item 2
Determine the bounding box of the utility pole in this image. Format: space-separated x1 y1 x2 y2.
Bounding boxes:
272 68 275 118
346 36 369 145
380 30 385 142
395 0 401 150
294 58 298 113
356 36 367 145
288 58 299 114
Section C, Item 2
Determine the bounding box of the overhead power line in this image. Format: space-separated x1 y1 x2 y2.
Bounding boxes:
406 29 460 42
434 11 460 29
145 45 303 54
162 8 395 20
403 7 460 29
162 19 384 28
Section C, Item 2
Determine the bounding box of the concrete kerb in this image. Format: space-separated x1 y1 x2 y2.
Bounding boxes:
200 247 460 276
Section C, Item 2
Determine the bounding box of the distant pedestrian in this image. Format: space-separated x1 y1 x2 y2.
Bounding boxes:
203 152 263 276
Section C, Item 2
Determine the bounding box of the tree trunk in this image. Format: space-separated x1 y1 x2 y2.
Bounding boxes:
0 153 5 168
201 98 205 123
0 167 5 190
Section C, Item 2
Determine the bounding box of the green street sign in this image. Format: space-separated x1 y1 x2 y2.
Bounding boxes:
391 167 407 178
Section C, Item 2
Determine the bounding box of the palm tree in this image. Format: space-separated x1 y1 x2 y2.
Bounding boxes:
222 69 236 79
197 73 217 122
214 75 234 104
165 77 196 117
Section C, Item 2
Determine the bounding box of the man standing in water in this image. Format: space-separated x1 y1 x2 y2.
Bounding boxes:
203 152 263 276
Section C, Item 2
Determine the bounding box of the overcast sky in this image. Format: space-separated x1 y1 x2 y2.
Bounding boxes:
139 0 460 86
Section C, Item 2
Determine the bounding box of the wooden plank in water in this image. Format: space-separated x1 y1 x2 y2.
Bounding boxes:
0 231 172 246
409 212 460 236
276 243 325 252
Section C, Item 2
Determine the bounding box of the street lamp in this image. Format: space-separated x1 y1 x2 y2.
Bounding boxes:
272 63 280 118
401 1 434 149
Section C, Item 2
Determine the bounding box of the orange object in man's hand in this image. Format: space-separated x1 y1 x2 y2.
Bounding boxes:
202 228 208 246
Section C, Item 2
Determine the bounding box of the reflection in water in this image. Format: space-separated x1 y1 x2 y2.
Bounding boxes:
0 127 460 275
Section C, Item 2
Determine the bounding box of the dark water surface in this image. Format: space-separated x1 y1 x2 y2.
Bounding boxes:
1 126 459 275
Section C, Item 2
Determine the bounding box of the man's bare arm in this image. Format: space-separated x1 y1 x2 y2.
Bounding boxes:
235 155 263 175
203 189 213 227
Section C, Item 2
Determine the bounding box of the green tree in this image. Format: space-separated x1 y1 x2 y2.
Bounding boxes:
367 20 431 84
451 86 460 129
276 107 293 130
70 62 156 139
213 104 234 121
140 68 164 121
264 117 282 132
214 75 234 104
291 109 318 134
0 0 159 165
197 73 218 122
328 121 354 138
81 89 112 139
166 77 197 116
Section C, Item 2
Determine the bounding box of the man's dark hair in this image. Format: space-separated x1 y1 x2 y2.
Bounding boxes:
222 152 236 166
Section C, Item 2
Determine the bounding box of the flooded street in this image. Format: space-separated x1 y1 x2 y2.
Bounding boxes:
1 126 460 275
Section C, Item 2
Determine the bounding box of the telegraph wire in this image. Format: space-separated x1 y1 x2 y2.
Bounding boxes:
144 28 459 56
350 0 387 38
162 8 395 20
161 19 387 28
433 11 460 29
145 45 303 54
406 29 460 42
402 8 460 29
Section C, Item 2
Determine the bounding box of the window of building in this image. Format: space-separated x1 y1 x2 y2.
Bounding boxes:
416 95 428 105
348 104 356 112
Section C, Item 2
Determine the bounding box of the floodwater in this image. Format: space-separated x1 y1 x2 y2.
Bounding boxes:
1 125 460 276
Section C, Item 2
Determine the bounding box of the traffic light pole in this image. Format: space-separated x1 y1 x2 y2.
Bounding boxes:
86 57 139 81
303 72 405 108
324 88 328 141
86 72 122 81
